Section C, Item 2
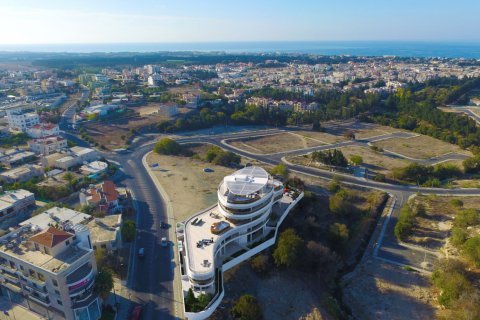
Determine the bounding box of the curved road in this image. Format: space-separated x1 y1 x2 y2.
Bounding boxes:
62 125 480 318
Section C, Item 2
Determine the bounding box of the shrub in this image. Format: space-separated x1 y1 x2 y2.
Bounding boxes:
450 227 469 247
121 220 136 242
231 295 263 320
432 260 472 307
329 223 349 246
273 229 303 268
153 138 183 155
450 199 464 208
329 189 354 215
250 254 270 274
463 236 480 267
349 155 363 166
454 209 479 228
270 163 289 180
394 205 416 241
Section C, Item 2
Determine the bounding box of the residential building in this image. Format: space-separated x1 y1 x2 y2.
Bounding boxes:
0 207 101 320
147 73 163 87
179 166 303 320
0 165 44 184
82 104 118 118
86 214 122 251
0 189 35 223
43 147 98 170
0 150 36 168
158 102 179 117
28 136 68 155
6 108 40 132
27 123 60 138
83 181 119 213
79 161 108 178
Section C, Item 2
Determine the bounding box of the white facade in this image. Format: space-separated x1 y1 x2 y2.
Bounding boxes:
0 189 35 223
180 166 303 319
29 136 68 155
27 123 60 138
6 109 40 131
0 207 101 320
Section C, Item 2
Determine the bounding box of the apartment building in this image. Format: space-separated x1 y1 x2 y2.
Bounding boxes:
0 207 101 320
179 166 303 320
29 136 68 155
0 149 36 168
27 123 60 138
6 108 40 132
0 189 35 223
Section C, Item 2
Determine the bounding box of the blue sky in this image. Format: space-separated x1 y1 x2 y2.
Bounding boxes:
0 0 479 44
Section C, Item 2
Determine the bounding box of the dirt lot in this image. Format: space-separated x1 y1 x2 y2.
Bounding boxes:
324 121 402 140
82 112 168 149
213 263 332 320
342 259 437 320
228 132 325 154
408 195 480 250
373 135 471 159
57 92 82 114
292 131 347 144
287 145 409 176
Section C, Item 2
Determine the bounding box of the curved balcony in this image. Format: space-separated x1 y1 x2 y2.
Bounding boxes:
67 264 95 297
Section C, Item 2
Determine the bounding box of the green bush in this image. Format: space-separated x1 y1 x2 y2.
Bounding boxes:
450 199 464 208
153 138 183 155
432 261 472 307
462 236 480 267
273 229 303 268
121 221 136 242
454 209 479 228
394 205 416 241
450 227 469 247
231 295 263 320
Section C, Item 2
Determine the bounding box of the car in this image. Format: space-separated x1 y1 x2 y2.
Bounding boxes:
161 237 168 247
138 248 145 258
203 167 214 173
130 305 143 320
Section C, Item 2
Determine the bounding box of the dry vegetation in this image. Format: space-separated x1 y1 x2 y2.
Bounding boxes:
228 132 324 154
373 135 471 159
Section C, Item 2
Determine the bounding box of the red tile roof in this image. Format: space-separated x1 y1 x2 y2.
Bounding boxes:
29 227 73 248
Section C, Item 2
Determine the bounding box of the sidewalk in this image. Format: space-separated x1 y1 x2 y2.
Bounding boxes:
105 278 132 320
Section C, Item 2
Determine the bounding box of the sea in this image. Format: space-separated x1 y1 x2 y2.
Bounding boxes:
0 41 480 59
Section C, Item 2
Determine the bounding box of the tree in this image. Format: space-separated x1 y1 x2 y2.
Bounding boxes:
270 163 289 180
122 220 136 242
451 227 469 247
432 260 472 307
349 155 363 166
329 223 349 245
94 268 114 299
231 295 263 320
454 209 479 228
250 254 269 274
153 138 183 155
329 189 354 215
62 172 76 190
273 229 303 268
463 155 480 174
185 288 197 312
394 204 416 241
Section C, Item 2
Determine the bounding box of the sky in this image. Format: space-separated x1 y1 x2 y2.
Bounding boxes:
0 0 479 44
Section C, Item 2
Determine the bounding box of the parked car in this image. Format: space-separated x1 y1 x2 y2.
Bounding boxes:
161 237 168 247
203 167 214 173
130 305 143 320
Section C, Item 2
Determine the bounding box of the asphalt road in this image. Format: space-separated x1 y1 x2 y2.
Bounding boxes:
60 124 480 318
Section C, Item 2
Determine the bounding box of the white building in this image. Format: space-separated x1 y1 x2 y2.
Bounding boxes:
42 147 98 171
6 108 40 132
147 73 163 87
28 136 68 155
0 207 101 320
0 165 44 184
83 104 118 117
179 166 303 320
27 123 60 138
0 189 35 223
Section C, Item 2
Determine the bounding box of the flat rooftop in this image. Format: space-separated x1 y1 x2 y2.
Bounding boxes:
86 214 121 244
20 207 92 230
185 193 294 276
0 189 34 211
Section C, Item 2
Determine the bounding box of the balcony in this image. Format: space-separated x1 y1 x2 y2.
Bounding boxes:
29 294 51 307
0 272 19 284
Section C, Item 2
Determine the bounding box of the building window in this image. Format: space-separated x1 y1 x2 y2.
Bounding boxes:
57 299 63 305
52 279 58 287
38 273 45 282
29 269 35 277
55 289 60 295
9 261 15 269
66 240 70 246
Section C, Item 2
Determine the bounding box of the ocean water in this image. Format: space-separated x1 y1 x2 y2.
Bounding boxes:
0 41 480 59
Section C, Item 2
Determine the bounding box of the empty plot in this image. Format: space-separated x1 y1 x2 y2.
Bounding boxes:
339 145 409 175
293 131 346 144
228 132 325 154
373 135 470 159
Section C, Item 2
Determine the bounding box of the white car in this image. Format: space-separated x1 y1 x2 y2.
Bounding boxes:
161 237 168 247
